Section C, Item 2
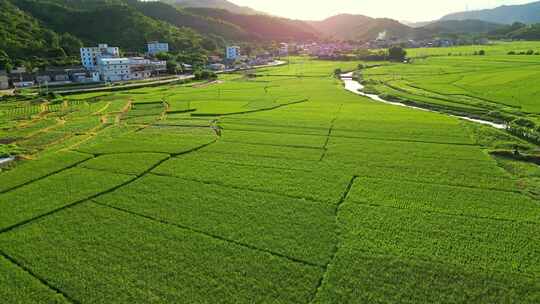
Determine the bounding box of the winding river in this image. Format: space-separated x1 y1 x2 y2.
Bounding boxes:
341 72 507 129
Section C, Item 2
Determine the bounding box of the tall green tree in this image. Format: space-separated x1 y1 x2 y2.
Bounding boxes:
388 47 407 62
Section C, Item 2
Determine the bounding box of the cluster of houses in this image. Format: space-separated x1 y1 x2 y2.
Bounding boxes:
296 42 355 57
80 43 167 82
0 42 169 89
364 38 490 49
205 45 276 72
0 42 283 90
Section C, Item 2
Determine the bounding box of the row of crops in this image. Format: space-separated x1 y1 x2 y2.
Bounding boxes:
0 55 538 303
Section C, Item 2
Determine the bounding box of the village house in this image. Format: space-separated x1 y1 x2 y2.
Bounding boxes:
0 71 9 90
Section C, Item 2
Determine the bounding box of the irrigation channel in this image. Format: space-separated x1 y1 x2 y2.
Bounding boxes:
341 72 507 129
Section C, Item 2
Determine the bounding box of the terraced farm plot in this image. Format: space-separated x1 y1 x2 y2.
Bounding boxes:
339 204 540 275
0 168 133 231
152 157 351 204
348 177 540 222
0 151 92 193
95 174 337 265
0 56 538 303
0 256 68 304
0 203 323 303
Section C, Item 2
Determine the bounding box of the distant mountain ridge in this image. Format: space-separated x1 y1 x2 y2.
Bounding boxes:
441 1 540 24
186 8 320 41
422 19 504 34
309 14 426 41
161 0 264 15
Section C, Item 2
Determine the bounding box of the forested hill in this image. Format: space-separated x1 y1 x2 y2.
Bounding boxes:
420 20 505 34
309 14 425 41
11 0 204 52
162 0 264 15
441 1 540 24
185 8 321 41
128 1 251 42
0 0 83 68
489 22 540 40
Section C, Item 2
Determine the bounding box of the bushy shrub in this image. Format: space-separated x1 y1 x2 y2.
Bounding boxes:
194 70 217 80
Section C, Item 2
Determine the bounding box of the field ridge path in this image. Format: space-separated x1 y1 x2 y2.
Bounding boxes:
0 140 218 235
92 201 323 269
308 175 358 303
0 250 80 304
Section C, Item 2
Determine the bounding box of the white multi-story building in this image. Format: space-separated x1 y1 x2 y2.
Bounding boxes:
80 44 120 70
147 41 169 55
97 57 167 82
97 58 131 82
279 43 289 56
226 46 241 60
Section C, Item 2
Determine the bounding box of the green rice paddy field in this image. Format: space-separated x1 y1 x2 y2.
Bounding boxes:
0 56 539 303
363 42 540 124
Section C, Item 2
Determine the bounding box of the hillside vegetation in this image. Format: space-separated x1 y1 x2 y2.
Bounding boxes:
422 19 504 34
12 0 204 53
310 14 427 41
186 7 321 41
163 0 264 15
129 0 250 42
0 0 82 68
441 1 540 24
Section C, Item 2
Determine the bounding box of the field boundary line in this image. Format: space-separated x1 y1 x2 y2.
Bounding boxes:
91 102 111 115
334 245 539 280
190 99 309 117
0 156 95 195
221 139 324 150
215 126 328 137
148 172 330 206
75 166 138 177
0 250 80 304
320 105 343 161
182 151 322 164
170 158 316 173
348 200 540 226
189 149 321 162
329 133 478 147
352 175 523 195
222 121 329 132
308 175 358 303
0 140 217 235
91 201 324 269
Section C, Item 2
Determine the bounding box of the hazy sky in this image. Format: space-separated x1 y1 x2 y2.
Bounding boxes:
229 0 534 21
